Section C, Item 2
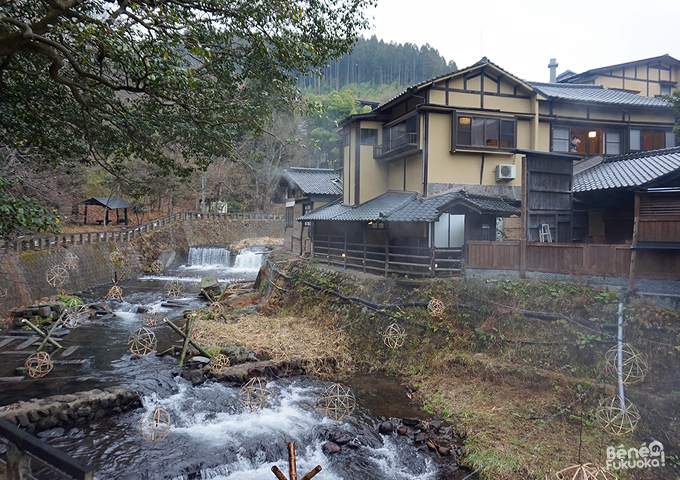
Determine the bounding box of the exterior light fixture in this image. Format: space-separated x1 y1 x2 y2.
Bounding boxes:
435 263 438 268
368 221 373 225
341 253 346 258
588 131 597 138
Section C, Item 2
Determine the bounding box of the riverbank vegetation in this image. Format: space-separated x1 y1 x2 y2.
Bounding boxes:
193 252 680 479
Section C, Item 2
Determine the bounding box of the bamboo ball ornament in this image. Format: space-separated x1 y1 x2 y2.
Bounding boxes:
128 327 157 357
46 264 69 287
63 305 90 329
108 285 124 301
210 354 231 374
25 352 53 378
382 322 406 349
553 463 616 480
604 344 648 385
141 312 160 327
317 383 356 421
427 298 445 318
109 249 123 263
139 408 171 442
150 260 164 274
164 280 185 298
595 395 640 436
239 377 274 412
62 252 79 270
210 302 223 316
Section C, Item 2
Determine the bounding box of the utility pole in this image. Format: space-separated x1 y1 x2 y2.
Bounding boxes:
201 173 207 214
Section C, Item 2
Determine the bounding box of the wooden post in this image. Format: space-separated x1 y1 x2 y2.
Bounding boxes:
163 318 212 359
179 316 195 367
288 442 297 480
628 191 641 291
271 466 288 480
36 311 65 350
520 154 528 279
384 235 389 277
22 319 63 350
300 466 322 480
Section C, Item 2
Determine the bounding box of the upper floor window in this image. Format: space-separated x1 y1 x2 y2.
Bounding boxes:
553 126 620 155
630 128 675 151
455 116 515 150
375 115 418 158
660 85 672 96
360 128 378 146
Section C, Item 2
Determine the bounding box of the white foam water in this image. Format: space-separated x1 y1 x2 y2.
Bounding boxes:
188 246 230 266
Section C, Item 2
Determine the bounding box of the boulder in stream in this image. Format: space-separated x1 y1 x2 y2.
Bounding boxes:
378 421 394 435
322 441 341 455
200 276 222 301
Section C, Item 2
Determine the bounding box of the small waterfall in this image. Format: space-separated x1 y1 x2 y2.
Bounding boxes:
188 246 230 266
233 249 266 269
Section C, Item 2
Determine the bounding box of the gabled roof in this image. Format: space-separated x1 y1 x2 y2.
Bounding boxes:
282 167 342 196
573 146 680 192
529 82 670 107
298 189 519 223
83 197 132 209
558 54 680 84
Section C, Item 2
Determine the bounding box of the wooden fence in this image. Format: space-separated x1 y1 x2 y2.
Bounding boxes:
312 233 462 277
1 212 283 254
467 241 680 280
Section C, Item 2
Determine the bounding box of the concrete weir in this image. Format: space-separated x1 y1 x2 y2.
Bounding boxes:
0 387 141 434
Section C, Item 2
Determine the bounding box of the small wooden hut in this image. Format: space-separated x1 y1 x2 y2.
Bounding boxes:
82 197 132 226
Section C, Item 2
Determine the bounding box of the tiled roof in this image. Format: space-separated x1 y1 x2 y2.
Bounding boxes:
298 189 519 222
573 146 680 192
282 167 342 195
84 197 133 209
529 82 670 107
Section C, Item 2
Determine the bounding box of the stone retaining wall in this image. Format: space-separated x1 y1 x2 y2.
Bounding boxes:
0 218 284 315
0 387 141 434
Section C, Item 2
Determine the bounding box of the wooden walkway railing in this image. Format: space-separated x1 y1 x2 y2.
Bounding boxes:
1 211 283 254
312 234 462 277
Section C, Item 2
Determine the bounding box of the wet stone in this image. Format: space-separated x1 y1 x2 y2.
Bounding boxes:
403 417 420 426
397 426 408 436
414 432 426 444
438 446 452 456
322 441 341 455
429 420 442 432
331 431 352 445
378 421 394 435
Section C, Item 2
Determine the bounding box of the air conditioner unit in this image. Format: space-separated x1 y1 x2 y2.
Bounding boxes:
495 164 516 182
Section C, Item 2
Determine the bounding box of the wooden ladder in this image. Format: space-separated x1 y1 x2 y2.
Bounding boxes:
538 224 553 242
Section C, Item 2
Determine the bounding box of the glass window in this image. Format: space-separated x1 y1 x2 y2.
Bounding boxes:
630 129 641 151
285 207 294 228
360 128 378 145
554 127 570 152
606 132 620 155
666 131 676 148
641 130 665 150
456 116 515 149
660 85 671 96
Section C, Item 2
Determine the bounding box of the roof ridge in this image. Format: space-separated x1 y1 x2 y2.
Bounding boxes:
603 145 680 163
530 82 605 89
381 192 419 218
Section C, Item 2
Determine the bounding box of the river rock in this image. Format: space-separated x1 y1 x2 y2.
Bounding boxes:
322 442 341 455
438 446 452 456
414 432 426 444
189 356 211 364
397 426 408 435
429 420 442 433
331 431 352 445
200 276 222 301
378 421 394 435
182 369 205 386
403 417 420 426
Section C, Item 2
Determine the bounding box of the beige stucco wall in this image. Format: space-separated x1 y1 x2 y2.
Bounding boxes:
405 155 423 192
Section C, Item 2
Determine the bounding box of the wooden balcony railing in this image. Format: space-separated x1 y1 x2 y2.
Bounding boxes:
373 132 419 159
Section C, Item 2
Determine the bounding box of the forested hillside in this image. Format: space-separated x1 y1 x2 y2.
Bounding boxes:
299 35 457 94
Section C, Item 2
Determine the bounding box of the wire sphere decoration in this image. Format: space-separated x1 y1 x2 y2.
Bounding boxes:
603 344 648 386
107 285 124 301
595 395 641 436
427 298 446 318
382 322 406 349
164 280 185 298
317 383 356 421
141 312 160 327
109 249 124 263
239 377 274 412
46 264 69 287
210 354 231 374
24 352 53 378
552 463 617 480
150 260 164 274
128 327 157 357
62 252 80 270
139 408 171 442
62 305 90 329
210 302 224 317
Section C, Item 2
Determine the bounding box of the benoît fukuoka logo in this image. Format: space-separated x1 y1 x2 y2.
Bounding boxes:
606 441 665 470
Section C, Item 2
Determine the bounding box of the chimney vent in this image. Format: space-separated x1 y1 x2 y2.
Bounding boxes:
548 58 559 83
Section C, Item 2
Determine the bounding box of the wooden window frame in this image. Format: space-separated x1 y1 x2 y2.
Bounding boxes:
451 113 516 152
